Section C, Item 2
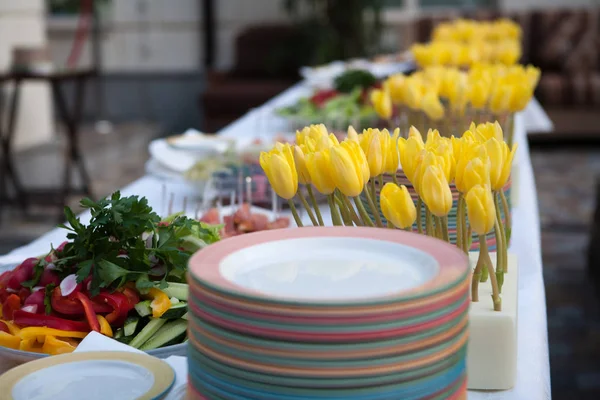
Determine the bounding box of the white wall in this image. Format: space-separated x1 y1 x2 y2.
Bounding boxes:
0 0 53 150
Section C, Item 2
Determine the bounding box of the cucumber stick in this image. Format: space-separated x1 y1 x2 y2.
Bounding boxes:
135 300 152 317
124 316 140 337
162 282 188 301
129 318 167 349
140 319 187 350
160 302 187 320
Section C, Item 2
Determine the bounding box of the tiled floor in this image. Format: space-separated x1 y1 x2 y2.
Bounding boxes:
1 124 600 398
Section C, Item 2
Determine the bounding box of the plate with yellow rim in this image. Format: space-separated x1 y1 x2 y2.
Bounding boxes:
0 351 175 400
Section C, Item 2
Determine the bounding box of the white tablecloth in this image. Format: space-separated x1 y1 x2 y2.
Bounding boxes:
1 84 552 400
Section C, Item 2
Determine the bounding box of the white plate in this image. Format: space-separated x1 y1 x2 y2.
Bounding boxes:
218 236 439 301
148 139 198 173
0 352 175 400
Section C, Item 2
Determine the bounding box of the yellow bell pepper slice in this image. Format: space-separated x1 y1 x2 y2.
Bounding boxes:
20 337 44 353
0 331 20 350
19 327 88 341
1 320 20 336
42 335 76 355
146 288 171 318
97 315 113 338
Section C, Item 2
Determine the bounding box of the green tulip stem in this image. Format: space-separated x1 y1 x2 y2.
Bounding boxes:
297 189 318 226
462 199 469 253
391 173 399 186
506 113 515 148
416 197 423 234
353 197 375 227
494 191 508 274
377 175 384 193
369 179 377 203
494 216 505 293
434 216 443 240
340 194 363 226
327 194 343 226
334 191 353 226
307 185 324 226
479 255 489 282
480 235 502 311
288 200 303 227
456 194 464 251
425 206 434 237
499 189 511 244
363 187 383 227
442 216 450 243
386 220 395 229
466 224 473 250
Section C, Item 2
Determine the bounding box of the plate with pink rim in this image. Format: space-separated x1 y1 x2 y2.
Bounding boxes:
188 226 469 307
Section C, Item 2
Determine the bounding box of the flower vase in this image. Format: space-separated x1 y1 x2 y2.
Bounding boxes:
467 252 518 390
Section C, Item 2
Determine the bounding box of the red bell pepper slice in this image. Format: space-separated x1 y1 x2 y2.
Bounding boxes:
0 321 9 333
76 293 101 332
2 294 21 320
17 288 31 304
121 287 140 308
94 292 134 326
13 310 90 332
50 287 112 315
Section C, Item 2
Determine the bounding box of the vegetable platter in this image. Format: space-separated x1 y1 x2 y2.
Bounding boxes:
0 191 221 364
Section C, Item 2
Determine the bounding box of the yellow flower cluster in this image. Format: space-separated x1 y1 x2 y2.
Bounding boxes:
432 19 521 43
371 63 540 122
412 19 522 68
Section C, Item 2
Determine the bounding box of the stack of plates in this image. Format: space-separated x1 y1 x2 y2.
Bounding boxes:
186 227 470 399
361 171 512 251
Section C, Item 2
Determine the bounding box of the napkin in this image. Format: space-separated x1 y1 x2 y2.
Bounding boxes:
75 332 188 400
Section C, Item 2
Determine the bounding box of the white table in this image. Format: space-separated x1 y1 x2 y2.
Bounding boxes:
1 85 552 400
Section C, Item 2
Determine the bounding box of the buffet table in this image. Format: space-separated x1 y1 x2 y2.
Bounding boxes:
1 83 552 400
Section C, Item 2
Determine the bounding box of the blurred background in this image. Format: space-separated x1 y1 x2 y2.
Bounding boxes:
0 1 599 398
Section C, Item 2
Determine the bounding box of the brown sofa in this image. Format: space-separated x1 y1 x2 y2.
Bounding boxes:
201 25 302 132
413 7 600 108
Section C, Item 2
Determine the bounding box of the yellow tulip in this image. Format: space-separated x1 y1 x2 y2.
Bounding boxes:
508 83 533 112
403 77 425 110
293 145 311 185
343 139 370 185
455 156 490 193
359 129 387 178
473 121 504 142
260 144 298 200
370 88 393 120
306 149 336 195
347 126 359 142
296 124 328 146
430 141 455 182
489 84 513 115
465 184 496 235
425 129 443 150
380 183 417 229
484 138 517 191
383 128 401 174
420 165 453 217
408 126 424 145
385 74 405 104
398 135 424 183
421 91 445 121
330 144 365 197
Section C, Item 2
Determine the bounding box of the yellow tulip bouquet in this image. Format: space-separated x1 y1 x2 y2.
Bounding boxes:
370 63 540 147
260 121 517 311
412 18 523 68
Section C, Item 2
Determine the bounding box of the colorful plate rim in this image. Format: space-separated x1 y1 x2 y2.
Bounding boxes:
0 351 175 400
189 227 469 306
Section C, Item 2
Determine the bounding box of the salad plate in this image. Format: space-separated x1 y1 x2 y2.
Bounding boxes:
0 351 175 400
189 227 468 306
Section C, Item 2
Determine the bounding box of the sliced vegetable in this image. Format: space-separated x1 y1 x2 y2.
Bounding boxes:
51 287 112 315
94 291 134 326
129 318 166 349
114 328 124 339
97 315 113 337
13 310 89 332
134 300 152 318
2 294 21 320
146 288 171 318
21 305 38 314
0 331 21 349
123 316 139 337
121 287 140 308
24 289 45 312
42 335 77 355
0 321 10 333
162 282 188 301
161 302 187 320
140 319 187 350
19 337 44 353
181 312 188 321
2 320 20 335
7 258 38 290
59 274 80 297
19 327 88 340
76 293 100 332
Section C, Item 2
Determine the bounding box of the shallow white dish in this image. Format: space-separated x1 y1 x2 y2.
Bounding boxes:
0 351 175 400
145 159 208 196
